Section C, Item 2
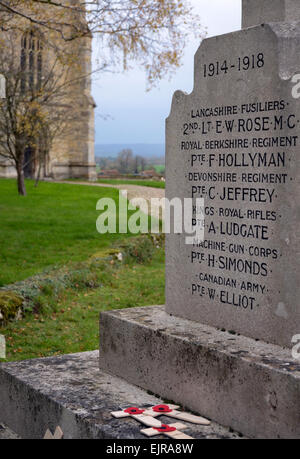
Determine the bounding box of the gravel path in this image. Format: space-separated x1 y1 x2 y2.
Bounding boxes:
47 180 165 218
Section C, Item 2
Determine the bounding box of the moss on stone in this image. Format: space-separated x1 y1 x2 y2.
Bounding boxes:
0 291 23 323
90 249 120 259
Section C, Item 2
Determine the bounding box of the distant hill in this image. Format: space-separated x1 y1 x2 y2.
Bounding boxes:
95 143 165 159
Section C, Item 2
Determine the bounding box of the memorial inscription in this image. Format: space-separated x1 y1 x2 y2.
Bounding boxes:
166 24 300 348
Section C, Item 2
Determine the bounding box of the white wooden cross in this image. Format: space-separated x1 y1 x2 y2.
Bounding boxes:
44 426 64 440
0 75 5 99
141 422 194 440
143 404 211 425
111 407 162 428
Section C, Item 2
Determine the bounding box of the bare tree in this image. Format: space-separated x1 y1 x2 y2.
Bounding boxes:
133 155 147 174
134 155 139 174
140 156 147 172
117 149 134 174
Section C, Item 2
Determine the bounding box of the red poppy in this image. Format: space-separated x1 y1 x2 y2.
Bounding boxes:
124 407 145 415
152 404 173 413
154 424 177 433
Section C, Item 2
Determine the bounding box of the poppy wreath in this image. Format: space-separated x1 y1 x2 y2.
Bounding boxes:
124 407 145 415
152 404 173 413
154 424 177 433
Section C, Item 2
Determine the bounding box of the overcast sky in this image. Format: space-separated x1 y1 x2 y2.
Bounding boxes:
92 0 242 145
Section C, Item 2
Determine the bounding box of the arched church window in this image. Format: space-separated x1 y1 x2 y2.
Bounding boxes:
37 52 43 90
20 40 26 93
20 30 43 93
29 49 34 90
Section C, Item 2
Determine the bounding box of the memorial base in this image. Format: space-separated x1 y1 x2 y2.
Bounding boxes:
100 306 300 439
0 351 240 439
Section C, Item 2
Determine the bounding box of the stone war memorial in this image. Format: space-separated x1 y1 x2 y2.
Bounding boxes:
165 0 300 349
100 0 300 438
0 0 299 440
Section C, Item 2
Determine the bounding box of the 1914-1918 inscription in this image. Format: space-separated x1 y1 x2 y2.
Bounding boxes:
166 24 300 348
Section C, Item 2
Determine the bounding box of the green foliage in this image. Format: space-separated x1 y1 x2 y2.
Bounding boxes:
153 165 165 174
122 236 156 264
148 233 165 249
4 259 105 317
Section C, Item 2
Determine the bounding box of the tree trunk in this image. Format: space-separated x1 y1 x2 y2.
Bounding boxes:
16 160 26 196
34 161 42 188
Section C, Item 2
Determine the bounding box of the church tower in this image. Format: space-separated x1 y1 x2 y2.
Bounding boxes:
0 0 97 181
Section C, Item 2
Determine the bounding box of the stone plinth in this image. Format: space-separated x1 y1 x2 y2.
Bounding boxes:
99 306 300 439
0 351 240 439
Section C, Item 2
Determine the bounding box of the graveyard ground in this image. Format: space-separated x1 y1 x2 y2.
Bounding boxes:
0 178 165 362
97 179 165 189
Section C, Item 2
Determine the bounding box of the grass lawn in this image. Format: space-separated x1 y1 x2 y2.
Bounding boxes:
0 178 165 362
0 179 134 286
98 178 165 189
1 249 165 362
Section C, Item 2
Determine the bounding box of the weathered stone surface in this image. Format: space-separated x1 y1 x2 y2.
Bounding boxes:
242 0 300 28
0 423 20 439
166 21 300 348
99 306 300 439
0 351 242 439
